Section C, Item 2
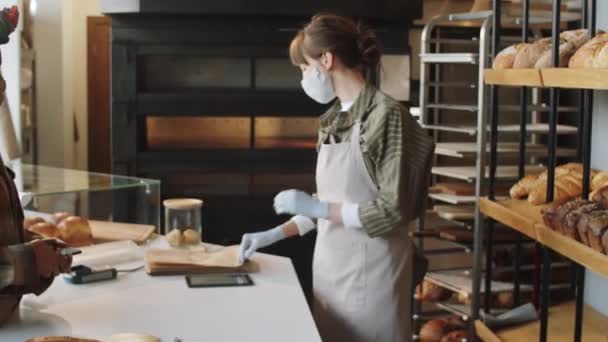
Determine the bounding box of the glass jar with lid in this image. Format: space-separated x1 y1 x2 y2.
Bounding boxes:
163 198 203 247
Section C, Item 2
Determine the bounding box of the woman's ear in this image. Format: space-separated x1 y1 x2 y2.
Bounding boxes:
321 51 335 71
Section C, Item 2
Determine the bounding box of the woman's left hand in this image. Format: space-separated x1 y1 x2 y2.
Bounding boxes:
273 189 330 219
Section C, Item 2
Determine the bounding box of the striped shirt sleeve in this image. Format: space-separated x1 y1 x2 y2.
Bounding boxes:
359 107 404 237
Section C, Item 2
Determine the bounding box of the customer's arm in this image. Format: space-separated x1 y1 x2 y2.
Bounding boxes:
0 243 54 295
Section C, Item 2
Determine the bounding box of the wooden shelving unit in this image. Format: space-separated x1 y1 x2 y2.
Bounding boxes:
480 198 608 279
434 142 576 159
475 302 608 342
484 68 608 90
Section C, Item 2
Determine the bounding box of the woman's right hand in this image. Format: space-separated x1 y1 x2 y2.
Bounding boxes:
238 226 286 264
30 239 72 278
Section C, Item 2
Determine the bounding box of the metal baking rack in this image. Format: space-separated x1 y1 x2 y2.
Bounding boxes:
411 3 581 340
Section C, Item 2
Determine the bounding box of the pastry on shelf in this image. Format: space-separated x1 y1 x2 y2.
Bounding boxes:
416 279 452 302
562 202 602 241
419 316 466 342
440 330 468 342
509 163 603 205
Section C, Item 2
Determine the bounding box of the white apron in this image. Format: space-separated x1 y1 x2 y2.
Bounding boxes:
313 121 411 342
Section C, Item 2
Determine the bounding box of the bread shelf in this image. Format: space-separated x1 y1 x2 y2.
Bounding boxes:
434 142 576 159
475 302 608 342
425 270 532 298
423 123 578 136
434 205 475 221
432 165 545 182
430 193 477 205
484 68 608 90
479 198 608 279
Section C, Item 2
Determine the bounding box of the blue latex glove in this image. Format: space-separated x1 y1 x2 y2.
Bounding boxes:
273 189 330 219
239 226 285 263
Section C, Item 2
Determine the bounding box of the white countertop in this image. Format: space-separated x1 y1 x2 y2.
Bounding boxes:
1 240 321 342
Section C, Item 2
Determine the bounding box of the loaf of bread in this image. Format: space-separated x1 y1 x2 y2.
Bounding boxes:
602 229 608 255
561 29 591 49
541 198 586 230
420 319 448 342
569 32 608 68
594 42 608 68
535 41 577 69
440 330 468 342
577 210 608 251
420 316 465 342
57 216 93 246
585 210 608 253
535 28 589 69
513 38 552 68
493 43 529 69
563 202 601 240
528 172 583 205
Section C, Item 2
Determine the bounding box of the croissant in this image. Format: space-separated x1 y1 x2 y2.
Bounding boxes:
528 172 583 205
509 174 540 199
592 171 608 192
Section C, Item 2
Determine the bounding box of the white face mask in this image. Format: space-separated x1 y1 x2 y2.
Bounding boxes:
300 66 336 104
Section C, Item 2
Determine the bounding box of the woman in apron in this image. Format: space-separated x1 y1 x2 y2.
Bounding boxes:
239 14 433 342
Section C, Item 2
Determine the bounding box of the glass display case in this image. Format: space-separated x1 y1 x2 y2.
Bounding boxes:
9 162 161 233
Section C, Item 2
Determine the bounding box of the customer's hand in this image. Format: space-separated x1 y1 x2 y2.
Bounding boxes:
30 239 72 278
273 189 330 219
239 226 286 263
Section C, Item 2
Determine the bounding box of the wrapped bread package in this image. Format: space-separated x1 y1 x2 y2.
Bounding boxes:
145 245 258 275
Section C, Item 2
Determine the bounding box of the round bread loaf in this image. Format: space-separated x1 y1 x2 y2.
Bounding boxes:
182 229 200 245
28 222 60 239
569 32 608 68
493 43 528 69
513 38 551 69
535 41 577 69
166 228 183 247
593 42 608 68
440 329 468 342
57 216 93 246
420 319 448 342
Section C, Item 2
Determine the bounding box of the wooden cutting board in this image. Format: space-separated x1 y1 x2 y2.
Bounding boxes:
89 220 155 244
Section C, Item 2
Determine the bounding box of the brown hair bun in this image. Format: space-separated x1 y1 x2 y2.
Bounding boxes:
289 14 382 70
